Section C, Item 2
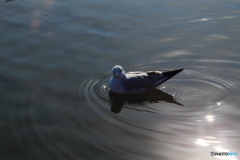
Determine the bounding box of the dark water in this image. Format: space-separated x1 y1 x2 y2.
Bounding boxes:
1 0 240 159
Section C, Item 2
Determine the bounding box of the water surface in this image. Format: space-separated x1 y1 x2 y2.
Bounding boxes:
1 0 240 159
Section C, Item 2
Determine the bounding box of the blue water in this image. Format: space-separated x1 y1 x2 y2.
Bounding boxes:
1 0 240 159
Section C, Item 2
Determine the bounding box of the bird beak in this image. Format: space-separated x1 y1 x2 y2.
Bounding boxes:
115 74 119 77
161 68 184 83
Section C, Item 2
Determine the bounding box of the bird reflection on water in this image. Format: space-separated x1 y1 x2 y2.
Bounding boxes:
109 88 183 114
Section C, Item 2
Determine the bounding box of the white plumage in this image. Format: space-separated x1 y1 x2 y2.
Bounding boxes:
109 65 183 94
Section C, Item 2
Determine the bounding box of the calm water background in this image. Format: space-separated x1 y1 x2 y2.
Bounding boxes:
1 0 240 159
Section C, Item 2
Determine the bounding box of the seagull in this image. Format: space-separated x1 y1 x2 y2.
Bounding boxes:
109 65 183 94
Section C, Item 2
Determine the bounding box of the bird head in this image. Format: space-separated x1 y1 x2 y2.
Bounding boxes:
112 65 125 79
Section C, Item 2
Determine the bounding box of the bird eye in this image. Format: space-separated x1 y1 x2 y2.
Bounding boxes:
119 70 122 73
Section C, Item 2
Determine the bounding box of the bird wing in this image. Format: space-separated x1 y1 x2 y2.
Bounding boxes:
122 71 163 90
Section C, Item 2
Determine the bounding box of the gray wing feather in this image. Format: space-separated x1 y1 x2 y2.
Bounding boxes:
122 71 163 90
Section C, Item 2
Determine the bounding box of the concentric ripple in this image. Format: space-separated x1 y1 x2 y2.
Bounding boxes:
70 60 240 116
77 74 110 106
53 60 240 159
